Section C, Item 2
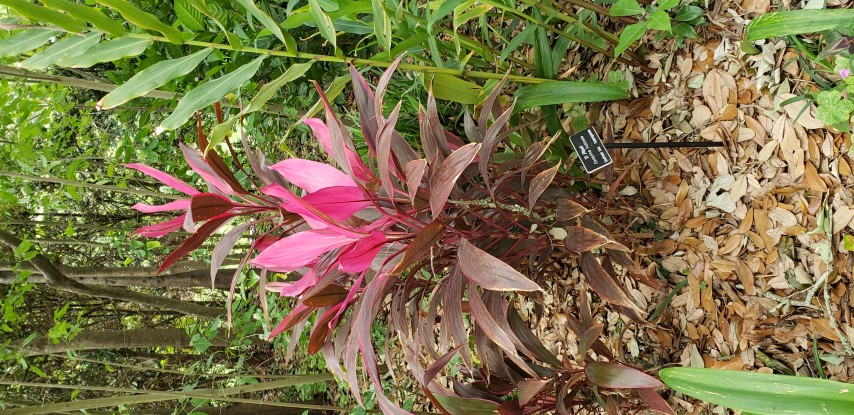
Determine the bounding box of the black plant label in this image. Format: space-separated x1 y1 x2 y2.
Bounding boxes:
568 127 613 174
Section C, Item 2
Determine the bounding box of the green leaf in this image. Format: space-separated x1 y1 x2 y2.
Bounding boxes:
429 73 481 105
659 0 680 10
516 81 629 109
175 0 206 31
21 33 101 71
304 74 349 119
745 9 854 41
184 0 241 48
815 90 854 126
99 47 212 109
159 55 267 131
96 0 184 44
0 0 87 32
614 22 646 57
672 22 698 39
647 10 671 32
0 29 60 58
57 37 150 68
207 62 312 151
234 0 287 44
610 0 643 17
308 0 337 49
499 24 535 64
660 367 854 415
39 0 126 36
674 5 704 22
372 0 392 51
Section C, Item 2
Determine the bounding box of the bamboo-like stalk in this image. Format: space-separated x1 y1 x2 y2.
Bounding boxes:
0 170 182 200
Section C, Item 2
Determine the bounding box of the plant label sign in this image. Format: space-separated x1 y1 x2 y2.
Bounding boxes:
569 127 613 173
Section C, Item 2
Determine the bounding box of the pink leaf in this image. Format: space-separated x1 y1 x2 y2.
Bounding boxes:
179 143 234 194
269 158 356 192
339 231 386 272
250 229 356 272
585 361 664 389
261 184 366 237
132 200 190 213
429 143 480 217
126 163 199 196
266 270 316 297
303 118 373 182
133 214 186 237
302 186 370 220
459 239 541 292
268 302 313 339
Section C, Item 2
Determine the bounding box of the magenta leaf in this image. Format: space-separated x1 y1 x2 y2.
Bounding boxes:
269 158 357 192
266 269 316 297
459 239 541 292
126 163 200 196
585 361 663 389
429 143 480 217
250 229 356 272
179 143 235 194
302 186 370 220
338 231 386 273
132 200 190 213
133 214 186 237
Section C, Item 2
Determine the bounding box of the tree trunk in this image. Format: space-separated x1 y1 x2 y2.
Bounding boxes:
12 328 265 356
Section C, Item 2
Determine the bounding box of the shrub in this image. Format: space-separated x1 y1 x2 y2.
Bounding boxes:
128 59 671 414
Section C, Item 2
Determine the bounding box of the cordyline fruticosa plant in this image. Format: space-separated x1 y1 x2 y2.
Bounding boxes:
128 58 674 415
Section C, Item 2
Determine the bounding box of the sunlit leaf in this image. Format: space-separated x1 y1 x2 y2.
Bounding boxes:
516 81 628 109
99 47 212 109
0 0 87 32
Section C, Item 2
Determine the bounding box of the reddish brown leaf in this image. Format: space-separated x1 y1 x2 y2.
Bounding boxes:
479 105 514 184
302 283 349 307
404 158 427 203
196 122 248 194
579 322 604 356
563 226 609 252
579 252 638 309
477 75 508 139
507 307 562 367
158 215 231 274
308 305 343 354
556 198 588 221
376 101 402 200
467 284 517 355
497 400 523 415
389 218 448 276
190 193 234 222
424 345 463 384
518 379 551 405
528 162 560 209
459 239 541 292
637 387 676 415
585 361 663 389
429 143 480 217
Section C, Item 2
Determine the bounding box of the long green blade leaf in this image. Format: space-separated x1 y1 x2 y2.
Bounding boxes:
57 37 151 68
158 55 267 131
429 73 481 105
96 0 184 44
308 0 337 49
515 81 628 109
184 0 242 48
20 33 101 70
371 0 392 51
660 367 854 415
745 9 854 41
0 0 88 32
39 0 126 36
0 29 60 58
175 0 206 31
207 62 313 151
234 0 286 44
99 47 212 109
